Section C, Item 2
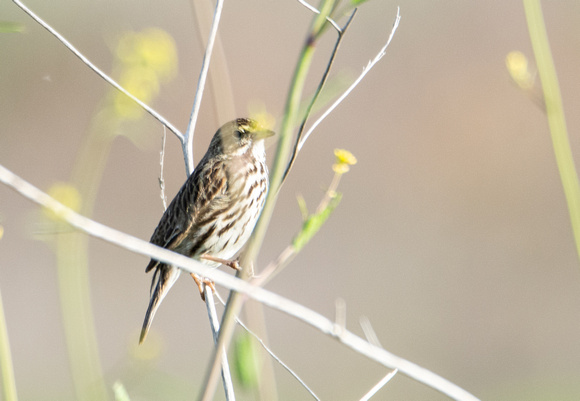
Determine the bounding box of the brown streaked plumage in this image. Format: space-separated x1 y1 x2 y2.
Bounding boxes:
140 118 273 344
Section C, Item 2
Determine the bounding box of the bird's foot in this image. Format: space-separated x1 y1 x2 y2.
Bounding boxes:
190 273 216 301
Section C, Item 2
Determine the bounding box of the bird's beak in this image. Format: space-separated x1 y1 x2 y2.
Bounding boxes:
253 129 275 140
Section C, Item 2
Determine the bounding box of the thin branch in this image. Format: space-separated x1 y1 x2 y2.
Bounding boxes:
200 7 391 394
252 244 295 287
360 316 383 348
199 1 340 398
159 127 168 211
214 293 320 401
11 0 184 143
281 9 357 186
174 1 231 396
0 163 480 401
334 298 346 337
297 0 342 32
298 7 401 151
190 0 236 123
13 1 227 398
183 0 225 175
205 289 235 401
359 369 398 401
257 164 346 286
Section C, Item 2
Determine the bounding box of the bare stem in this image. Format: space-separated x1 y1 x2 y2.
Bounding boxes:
199 2 339 398
12 0 184 142
214 292 320 401
359 369 398 401
297 0 341 32
255 170 343 287
159 127 168 211
190 0 236 123
298 7 401 151
0 163 481 401
282 9 357 186
183 0 225 175
205 288 235 401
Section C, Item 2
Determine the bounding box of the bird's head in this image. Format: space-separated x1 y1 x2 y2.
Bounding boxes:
212 118 275 159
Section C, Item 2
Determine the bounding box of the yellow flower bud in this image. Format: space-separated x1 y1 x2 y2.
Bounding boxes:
334 149 357 166
333 149 357 174
506 51 534 90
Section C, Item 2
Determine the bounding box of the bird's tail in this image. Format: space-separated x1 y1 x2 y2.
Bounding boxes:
139 265 181 344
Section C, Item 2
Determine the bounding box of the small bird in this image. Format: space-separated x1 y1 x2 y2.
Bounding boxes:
140 118 274 344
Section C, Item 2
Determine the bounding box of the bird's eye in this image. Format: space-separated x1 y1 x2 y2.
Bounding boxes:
236 126 249 139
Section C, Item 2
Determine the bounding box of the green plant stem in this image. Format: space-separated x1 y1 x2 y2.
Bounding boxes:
248 0 337 263
56 232 107 401
0 288 18 401
198 2 337 400
523 0 580 264
283 9 356 185
53 113 116 401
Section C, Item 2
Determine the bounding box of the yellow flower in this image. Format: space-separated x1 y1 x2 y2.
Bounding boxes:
332 149 357 174
113 28 178 120
115 29 177 80
136 28 178 80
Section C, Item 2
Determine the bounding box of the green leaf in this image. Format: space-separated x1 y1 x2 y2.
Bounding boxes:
296 194 309 220
0 22 26 33
351 0 370 6
233 333 261 390
292 193 342 252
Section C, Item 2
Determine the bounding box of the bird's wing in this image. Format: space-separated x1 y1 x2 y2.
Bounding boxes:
145 159 229 272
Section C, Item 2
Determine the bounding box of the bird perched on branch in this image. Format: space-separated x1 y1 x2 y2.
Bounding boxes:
140 118 274 344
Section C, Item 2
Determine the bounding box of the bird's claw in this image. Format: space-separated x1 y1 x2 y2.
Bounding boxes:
190 273 216 301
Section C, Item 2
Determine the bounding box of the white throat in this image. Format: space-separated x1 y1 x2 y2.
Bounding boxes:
252 140 266 161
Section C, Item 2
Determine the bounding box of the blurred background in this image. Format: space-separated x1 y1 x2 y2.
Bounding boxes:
2 1 580 400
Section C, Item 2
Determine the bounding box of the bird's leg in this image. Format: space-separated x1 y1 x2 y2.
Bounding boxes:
191 255 241 301
200 254 241 271
190 273 216 301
